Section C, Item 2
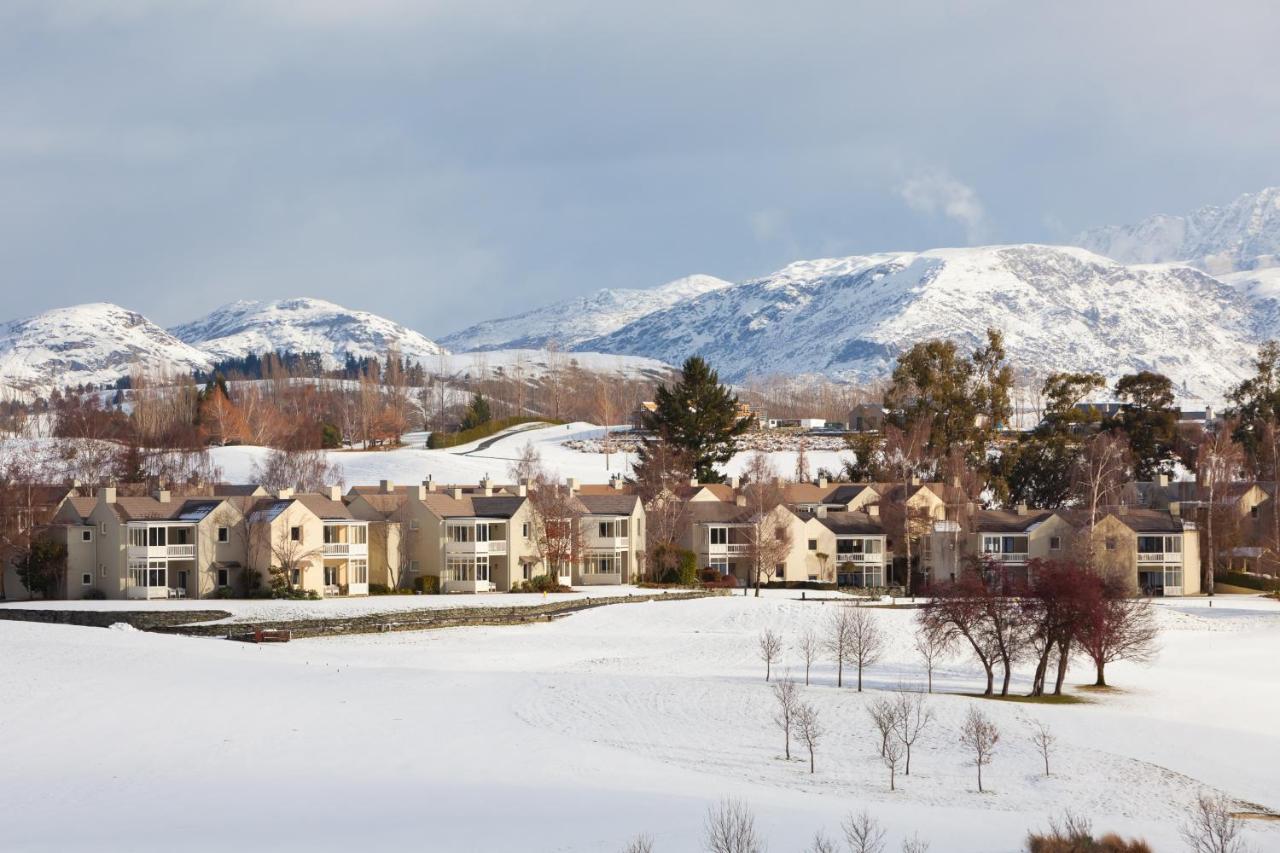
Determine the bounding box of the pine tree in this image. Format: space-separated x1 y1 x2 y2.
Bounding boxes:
1110 371 1178 480
460 393 492 431
643 356 751 483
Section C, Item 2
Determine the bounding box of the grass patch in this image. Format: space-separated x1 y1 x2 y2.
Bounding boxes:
963 692 1091 705
1077 684 1122 693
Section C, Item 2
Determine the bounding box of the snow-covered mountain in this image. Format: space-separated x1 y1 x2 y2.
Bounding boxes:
0 303 213 397
171 297 445 369
437 274 733 351
577 245 1259 400
1076 187 1280 273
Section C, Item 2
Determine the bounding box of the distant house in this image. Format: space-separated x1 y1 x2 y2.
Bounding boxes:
847 404 887 433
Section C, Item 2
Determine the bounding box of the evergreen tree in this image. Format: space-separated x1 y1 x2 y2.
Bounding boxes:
460 393 492 431
643 356 751 483
1224 340 1280 466
1110 371 1178 480
17 538 68 599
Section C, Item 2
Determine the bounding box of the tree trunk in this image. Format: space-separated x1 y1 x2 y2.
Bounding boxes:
905 744 912 775
926 665 932 694
1093 657 1107 687
1205 484 1216 596
808 747 814 774
784 727 790 760
1030 644 1051 697
837 658 843 688
977 762 983 793
983 662 994 696
857 661 863 692
1000 656 1012 696
1053 638 1071 695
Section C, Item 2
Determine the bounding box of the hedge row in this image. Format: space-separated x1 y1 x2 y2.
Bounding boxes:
426 416 563 450
1218 571 1280 592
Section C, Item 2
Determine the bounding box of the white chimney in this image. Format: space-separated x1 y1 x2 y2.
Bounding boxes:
1169 501 1181 517
517 484 528 497
451 487 464 500
818 476 828 488
154 489 171 504
99 486 116 504
816 505 828 518
424 477 437 493
735 494 747 507
689 477 699 488
479 476 493 497
276 488 293 500
728 476 739 489
567 477 580 493
868 504 879 518
414 484 427 500
1016 503 1029 516
380 479 394 494
328 486 342 501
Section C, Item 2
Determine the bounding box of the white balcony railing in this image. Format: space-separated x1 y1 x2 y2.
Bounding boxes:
445 539 506 555
1137 552 1183 564
707 542 750 556
127 544 195 560
167 544 195 558
587 535 630 550
322 542 369 557
986 553 1028 564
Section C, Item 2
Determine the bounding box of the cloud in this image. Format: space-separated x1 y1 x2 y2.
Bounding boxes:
898 170 988 244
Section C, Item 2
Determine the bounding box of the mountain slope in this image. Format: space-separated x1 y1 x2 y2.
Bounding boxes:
171 297 445 368
579 245 1258 400
437 274 733 351
0 303 212 395
1076 187 1280 272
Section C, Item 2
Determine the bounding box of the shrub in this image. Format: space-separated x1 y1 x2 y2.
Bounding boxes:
1218 571 1280 592
413 576 440 595
764 580 838 591
213 586 236 599
427 416 563 450
320 422 342 449
703 573 740 589
512 573 569 593
82 588 106 600
1026 812 1153 853
369 583 390 595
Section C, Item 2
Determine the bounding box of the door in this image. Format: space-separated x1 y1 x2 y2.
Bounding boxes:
176 570 188 593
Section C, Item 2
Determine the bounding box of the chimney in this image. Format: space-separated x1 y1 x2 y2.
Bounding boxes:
816 505 828 518
1156 473 1169 488
99 486 116 504
567 478 579 494
480 476 493 497
1016 503 1029 516
1169 501 1180 517
414 484 427 500
328 486 342 501
818 476 828 488
517 484 528 497
611 474 624 490
910 474 921 486
689 477 699 488
728 476 740 489
451 487 464 500
276 488 293 500
424 477 437 493
735 494 747 507
380 479 394 494
154 489 171 504
868 504 879 518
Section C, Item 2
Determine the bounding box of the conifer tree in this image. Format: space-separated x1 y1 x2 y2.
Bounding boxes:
1110 371 1177 480
643 356 751 483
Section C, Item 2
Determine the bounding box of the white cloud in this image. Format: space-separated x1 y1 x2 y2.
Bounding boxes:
898 169 988 243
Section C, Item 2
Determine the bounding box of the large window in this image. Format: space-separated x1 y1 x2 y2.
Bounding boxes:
444 556 488 582
587 553 620 574
982 535 1028 555
709 527 728 545
597 519 628 538
350 559 368 584
129 560 167 588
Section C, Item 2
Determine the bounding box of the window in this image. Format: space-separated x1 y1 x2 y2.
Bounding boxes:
81 529 93 542
81 573 92 586
774 564 785 577
216 568 230 587
1251 505 1260 519
350 525 368 545
709 527 728 545
1105 537 1117 551
290 526 301 542
522 522 529 538
410 519 420 530
808 539 818 551
217 527 229 543
147 526 167 547
410 560 420 573
522 564 532 580
350 559 368 584
100 522 107 534
1049 536 1061 551
129 527 146 547
291 569 301 585
774 527 786 542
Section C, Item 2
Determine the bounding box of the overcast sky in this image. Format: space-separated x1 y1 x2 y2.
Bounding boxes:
3 1 1280 336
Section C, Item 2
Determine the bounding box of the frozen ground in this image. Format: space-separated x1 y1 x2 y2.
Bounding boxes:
2 593 1278 852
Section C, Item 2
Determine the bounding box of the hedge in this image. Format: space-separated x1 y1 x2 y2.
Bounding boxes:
427 416 563 450
1218 571 1280 592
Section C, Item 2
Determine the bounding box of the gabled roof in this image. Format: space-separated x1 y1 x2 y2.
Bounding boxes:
65 497 97 521
420 492 528 519
1101 508 1189 533
971 509 1058 533
810 511 885 535
293 494 354 520
352 493 409 516
577 493 641 515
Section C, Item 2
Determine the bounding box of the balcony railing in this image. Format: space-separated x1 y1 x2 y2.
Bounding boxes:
587 535 630 550
322 542 369 557
1137 552 1183 564
127 544 196 559
445 539 507 555
986 553 1028 564
708 542 749 556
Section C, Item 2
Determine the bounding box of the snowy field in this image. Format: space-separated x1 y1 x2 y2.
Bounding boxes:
206 421 853 486
2 592 1278 852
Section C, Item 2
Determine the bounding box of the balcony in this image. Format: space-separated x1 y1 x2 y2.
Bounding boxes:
322 542 369 557
445 539 507 555
707 542 750 556
127 543 196 560
1136 551 1183 564
587 535 630 550
986 552 1028 564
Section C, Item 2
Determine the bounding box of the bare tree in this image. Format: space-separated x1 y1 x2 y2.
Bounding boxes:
1076 594 1159 687
843 810 886 853
631 440 693 581
759 628 783 681
913 622 953 694
959 706 999 793
1031 719 1056 777
507 440 544 483
251 448 343 494
881 729 904 790
867 696 896 758
527 475 585 584
741 452 792 597
882 420 932 594
797 627 819 686
795 701 823 774
825 607 856 688
622 834 654 853
848 606 885 692
900 834 930 853
1181 792 1250 853
1071 432 1131 553
771 676 799 760
807 832 839 853
891 687 934 776
268 521 320 594
704 798 763 853
1197 423 1244 595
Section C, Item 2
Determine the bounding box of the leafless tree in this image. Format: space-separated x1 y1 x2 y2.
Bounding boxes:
867 696 896 758
1197 423 1244 595
794 438 811 483
631 440 693 581
848 606 885 692
1072 432 1131 552
1181 792 1250 853
891 687 934 776
771 676 799 760
806 831 838 853
527 475 585 583
507 440 544 484
741 452 792 597
825 607 856 688
959 706 999 793
796 627 819 686
269 521 320 594
621 834 654 853
842 810 886 853
881 728 904 790
1031 719 1056 777
795 701 823 774
900 834 930 853
882 420 932 594
759 628 783 681
251 448 343 494
913 622 954 694
703 798 763 853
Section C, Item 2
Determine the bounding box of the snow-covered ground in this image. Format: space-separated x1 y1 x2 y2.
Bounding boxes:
206 422 854 486
2 592 1278 852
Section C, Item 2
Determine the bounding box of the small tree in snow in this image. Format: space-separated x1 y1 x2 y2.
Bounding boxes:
1181 792 1250 853
900 834 930 853
848 605 885 691
868 696 896 758
1031 719 1056 777
825 607 856 688
704 798 763 853
771 676 799 760
891 687 934 776
881 730 904 790
797 626 819 686
622 834 654 853
807 831 839 853
960 706 1000 793
795 701 823 774
843 810 886 853
759 628 783 681
913 622 953 694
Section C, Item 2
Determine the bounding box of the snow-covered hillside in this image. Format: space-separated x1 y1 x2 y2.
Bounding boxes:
171 297 445 369
1076 186 1280 272
578 245 1257 399
437 274 733 351
0 303 212 397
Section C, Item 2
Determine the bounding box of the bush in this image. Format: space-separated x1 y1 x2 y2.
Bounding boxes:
82 588 106 600
1026 812 1152 853
427 416 564 450
764 580 839 591
213 585 236 599
320 422 342 449
369 583 413 596
1218 571 1280 592
413 576 440 595
703 573 740 589
512 573 569 593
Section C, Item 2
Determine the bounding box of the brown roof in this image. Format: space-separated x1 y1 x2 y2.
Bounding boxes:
420 492 527 519
971 509 1058 533
811 511 885 535
293 494 354 520
66 497 97 521
574 483 638 496
356 494 409 516
577 493 640 515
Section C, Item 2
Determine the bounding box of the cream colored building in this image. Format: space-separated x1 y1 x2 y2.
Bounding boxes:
245 489 370 597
